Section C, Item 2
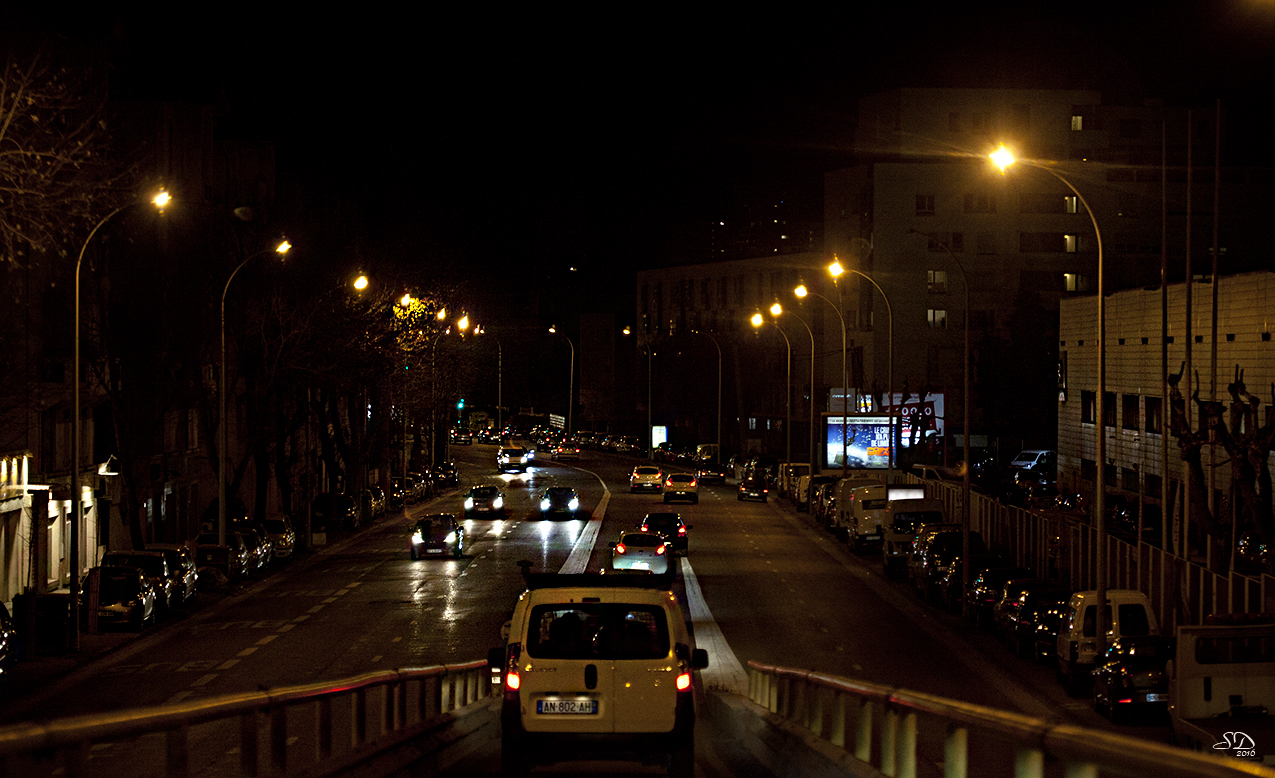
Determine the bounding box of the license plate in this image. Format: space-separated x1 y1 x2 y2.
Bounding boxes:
1144 693 1165 702
426 548 444 554
632 561 650 570
537 699 597 714
863 535 881 540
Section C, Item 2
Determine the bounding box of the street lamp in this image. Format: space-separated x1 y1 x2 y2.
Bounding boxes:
794 283 846 475
751 310 792 463
993 143 1107 656
823 260 894 486
549 326 575 438
908 228 973 606
220 239 290 545
771 306 816 474
70 190 170 649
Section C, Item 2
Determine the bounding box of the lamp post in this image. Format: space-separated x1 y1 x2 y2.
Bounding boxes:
908 228 972 605
751 311 792 463
827 260 894 486
782 308 817 473
70 190 169 650
690 330 723 458
548 326 575 437
220 239 290 544
992 144 1107 657
794 284 845 474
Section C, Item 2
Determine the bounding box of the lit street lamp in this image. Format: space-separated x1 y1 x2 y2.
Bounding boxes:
794 283 845 475
549 326 575 437
992 143 1107 657
220 239 290 545
70 190 169 650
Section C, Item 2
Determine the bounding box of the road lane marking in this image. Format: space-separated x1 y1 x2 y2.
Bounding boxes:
191 675 218 687
559 480 610 574
680 558 749 696
256 636 279 645
237 647 258 657
216 660 240 670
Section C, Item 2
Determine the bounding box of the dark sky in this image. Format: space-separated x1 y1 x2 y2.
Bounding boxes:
27 4 1275 299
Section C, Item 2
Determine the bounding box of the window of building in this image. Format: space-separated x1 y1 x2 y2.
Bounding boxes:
963 193 996 213
916 194 935 215
700 279 712 310
1145 396 1162 434
717 278 729 308
928 232 963 252
1122 467 1139 491
1063 273 1091 292
1064 234 1080 253
927 270 948 294
970 309 995 331
927 309 948 328
1020 233 1065 252
1123 394 1140 431
1064 195 1078 214
1119 118 1142 139
1081 458 1097 480
1104 462 1117 483
1081 390 1096 424
1071 114 1084 131
1103 392 1117 428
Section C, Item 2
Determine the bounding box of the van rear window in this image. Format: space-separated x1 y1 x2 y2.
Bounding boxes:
527 604 669 660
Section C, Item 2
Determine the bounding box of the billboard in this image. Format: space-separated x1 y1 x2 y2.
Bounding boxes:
822 393 945 469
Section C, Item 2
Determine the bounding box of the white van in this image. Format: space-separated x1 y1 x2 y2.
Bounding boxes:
778 463 810 501
882 497 947 576
835 482 921 552
1056 589 1158 696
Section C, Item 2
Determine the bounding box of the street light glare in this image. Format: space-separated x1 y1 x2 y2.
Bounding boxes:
549 325 557 334
827 259 844 279
990 144 1016 172
436 307 447 320
459 315 469 331
400 293 413 308
769 302 783 316
794 284 808 298
275 240 291 254
353 275 368 291
750 312 764 327
152 191 171 209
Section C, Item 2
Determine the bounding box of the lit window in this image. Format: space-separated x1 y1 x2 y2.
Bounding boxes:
927 309 948 329
1064 234 1079 253
1064 195 1078 214
927 270 948 294
1071 115 1083 131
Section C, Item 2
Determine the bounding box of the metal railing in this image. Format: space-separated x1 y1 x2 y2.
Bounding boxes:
0 659 491 778
747 660 1275 778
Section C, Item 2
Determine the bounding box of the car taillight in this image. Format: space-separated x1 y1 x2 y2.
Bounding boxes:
656 544 666 555
689 478 697 486
676 672 692 691
677 526 687 536
639 524 648 532
615 543 626 554
505 643 522 693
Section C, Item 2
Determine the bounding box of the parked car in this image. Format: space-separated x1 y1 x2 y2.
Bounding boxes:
538 486 581 519
359 488 386 519
964 565 1034 628
639 512 691 555
1091 635 1174 723
100 550 180 614
409 514 466 559
261 515 297 561
313 491 360 531
1033 598 1070 664
991 579 1070 643
630 466 664 493
609 530 671 574
195 532 254 581
463 485 505 518
407 472 434 500
935 553 1005 614
231 523 273 570
432 462 459 490
93 566 156 631
144 543 199 605
1004 588 1072 659
1057 589 1160 697
911 530 987 603
663 473 699 504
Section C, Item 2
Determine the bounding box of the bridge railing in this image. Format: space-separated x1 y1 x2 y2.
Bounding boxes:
747 660 1275 778
0 659 491 778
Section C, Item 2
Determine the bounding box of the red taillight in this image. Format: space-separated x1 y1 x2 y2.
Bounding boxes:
656 544 666 555
677 526 687 536
1116 697 1133 704
505 643 522 692
665 479 673 487
507 671 521 691
639 524 649 532
676 672 692 691
615 543 626 554
689 478 697 487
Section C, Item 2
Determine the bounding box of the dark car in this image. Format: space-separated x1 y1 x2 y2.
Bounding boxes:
639 512 692 555
964 566 1035 628
450 428 473 445
1005 589 1072 659
737 476 768 502
100 550 179 614
991 578 1068 641
0 601 17 682
694 458 729 484
935 553 1005 614
464 485 506 518
432 462 459 489
1033 599 1070 663
913 530 986 603
313 491 360 531
409 514 466 559
1091 635 1174 723
93 565 157 631
195 532 254 580
538 486 581 519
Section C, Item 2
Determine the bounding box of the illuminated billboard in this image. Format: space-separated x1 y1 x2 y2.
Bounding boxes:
822 393 945 469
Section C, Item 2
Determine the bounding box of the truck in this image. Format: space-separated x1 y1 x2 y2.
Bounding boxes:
834 482 921 552
1169 618 1275 763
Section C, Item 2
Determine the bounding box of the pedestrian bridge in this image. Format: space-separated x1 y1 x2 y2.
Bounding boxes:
0 659 1266 778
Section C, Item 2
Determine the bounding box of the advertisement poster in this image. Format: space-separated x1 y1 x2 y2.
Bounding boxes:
822 394 945 469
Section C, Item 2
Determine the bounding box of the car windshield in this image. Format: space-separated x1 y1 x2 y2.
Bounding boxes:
622 533 663 547
643 515 679 532
668 474 693 483
527 604 670 660
471 486 499 497
100 574 141 602
103 554 164 576
502 448 525 456
416 519 450 538
546 487 575 497
635 467 660 476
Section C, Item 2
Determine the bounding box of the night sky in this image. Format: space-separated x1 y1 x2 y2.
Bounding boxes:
17 3 1275 306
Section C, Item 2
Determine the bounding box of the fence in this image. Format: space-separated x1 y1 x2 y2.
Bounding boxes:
909 475 1275 633
0 659 491 778
747 661 1275 778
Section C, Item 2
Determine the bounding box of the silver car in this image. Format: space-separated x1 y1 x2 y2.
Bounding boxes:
609 530 670 574
630 466 664 493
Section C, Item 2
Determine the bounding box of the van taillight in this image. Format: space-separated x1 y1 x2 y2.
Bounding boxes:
615 543 626 554
676 672 692 691
504 643 522 693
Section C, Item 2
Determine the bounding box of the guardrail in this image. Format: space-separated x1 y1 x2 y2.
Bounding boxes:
747 660 1275 778
0 659 491 778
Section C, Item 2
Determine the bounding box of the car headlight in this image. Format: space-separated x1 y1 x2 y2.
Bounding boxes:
493 496 504 509
568 498 579 510
412 530 423 544
445 532 456 543
520 455 528 463
464 498 475 509
540 499 551 511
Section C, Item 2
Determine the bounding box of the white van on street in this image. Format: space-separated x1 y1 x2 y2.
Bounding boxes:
1056 589 1158 696
834 482 922 553
881 497 947 577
